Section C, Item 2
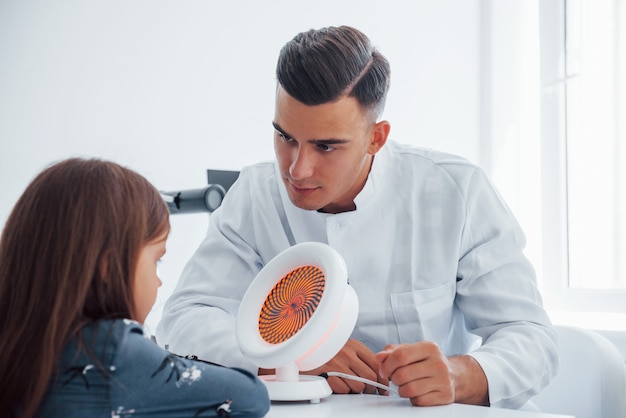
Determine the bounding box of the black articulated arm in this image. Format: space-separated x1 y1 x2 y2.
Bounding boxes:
161 169 240 215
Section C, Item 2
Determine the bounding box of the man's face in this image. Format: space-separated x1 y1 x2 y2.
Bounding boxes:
273 86 387 213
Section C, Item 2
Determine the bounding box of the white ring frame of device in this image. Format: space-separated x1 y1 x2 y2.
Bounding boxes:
236 242 359 403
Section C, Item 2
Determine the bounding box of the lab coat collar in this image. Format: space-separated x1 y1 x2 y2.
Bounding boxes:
353 142 389 211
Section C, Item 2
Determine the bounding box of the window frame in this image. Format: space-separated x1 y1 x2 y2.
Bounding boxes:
539 0 626 315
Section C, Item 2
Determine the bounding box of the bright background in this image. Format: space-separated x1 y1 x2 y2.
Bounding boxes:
1 0 624 357
0 0 484 332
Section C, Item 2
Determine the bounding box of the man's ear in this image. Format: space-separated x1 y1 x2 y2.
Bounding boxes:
368 120 391 155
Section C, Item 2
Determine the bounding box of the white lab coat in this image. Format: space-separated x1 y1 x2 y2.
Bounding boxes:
157 140 558 409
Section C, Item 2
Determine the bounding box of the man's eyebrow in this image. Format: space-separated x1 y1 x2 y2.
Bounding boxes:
272 122 293 139
271 121 350 145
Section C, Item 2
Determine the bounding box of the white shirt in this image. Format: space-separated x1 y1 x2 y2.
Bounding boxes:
157 140 558 409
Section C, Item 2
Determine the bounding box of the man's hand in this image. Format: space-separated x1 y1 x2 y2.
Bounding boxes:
375 341 489 407
302 339 390 395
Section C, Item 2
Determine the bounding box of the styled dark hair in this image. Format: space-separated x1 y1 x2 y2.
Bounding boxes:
0 158 170 418
276 25 391 120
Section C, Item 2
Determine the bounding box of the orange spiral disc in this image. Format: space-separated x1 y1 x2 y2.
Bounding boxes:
258 265 326 344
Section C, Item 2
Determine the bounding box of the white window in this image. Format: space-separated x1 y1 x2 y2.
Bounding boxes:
539 0 626 327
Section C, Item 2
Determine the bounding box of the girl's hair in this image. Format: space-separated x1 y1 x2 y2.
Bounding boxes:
0 158 170 418
276 25 391 120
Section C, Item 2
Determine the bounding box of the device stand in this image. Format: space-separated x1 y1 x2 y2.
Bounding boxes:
260 363 332 404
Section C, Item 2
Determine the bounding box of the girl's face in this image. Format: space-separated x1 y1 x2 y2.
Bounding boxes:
132 231 167 324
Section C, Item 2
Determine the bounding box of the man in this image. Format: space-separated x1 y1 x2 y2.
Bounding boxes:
157 25 557 409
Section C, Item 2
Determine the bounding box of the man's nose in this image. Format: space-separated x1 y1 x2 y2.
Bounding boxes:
289 147 315 180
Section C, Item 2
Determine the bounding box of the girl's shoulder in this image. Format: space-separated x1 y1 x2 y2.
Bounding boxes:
59 319 143 366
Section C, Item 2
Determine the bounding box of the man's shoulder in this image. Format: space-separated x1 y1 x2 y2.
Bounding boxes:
222 161 280 208
241 159 275 172
383 141 488 196
387 140 476 169
386 141 481 184
238 160 277 185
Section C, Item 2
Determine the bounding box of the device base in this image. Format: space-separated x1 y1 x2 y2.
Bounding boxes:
260 374 332 403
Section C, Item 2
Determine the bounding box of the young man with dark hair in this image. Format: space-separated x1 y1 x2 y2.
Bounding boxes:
158 25 557 410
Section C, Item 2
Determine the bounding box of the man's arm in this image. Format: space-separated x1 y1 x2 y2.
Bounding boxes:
301 339 390 394
156 166 288 370
452 166 558 408
261 339 388 394
376 342 489 406
155 221 260 371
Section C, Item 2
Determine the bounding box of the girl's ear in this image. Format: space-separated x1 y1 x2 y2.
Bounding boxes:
98 249 111 282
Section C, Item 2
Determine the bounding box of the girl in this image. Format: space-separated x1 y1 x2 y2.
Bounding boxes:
0 158 270 418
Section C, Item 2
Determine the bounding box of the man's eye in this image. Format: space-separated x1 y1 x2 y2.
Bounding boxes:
276 131 292 142
318 144 335 152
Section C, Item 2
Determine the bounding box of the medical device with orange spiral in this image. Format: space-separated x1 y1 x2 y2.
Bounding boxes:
236 242 359 403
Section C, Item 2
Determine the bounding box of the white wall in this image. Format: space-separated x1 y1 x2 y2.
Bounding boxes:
0 0 481 331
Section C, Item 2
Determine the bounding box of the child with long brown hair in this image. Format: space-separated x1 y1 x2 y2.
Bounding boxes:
0 158 270 417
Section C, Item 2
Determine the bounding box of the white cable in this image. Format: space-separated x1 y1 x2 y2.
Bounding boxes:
326 371 398 394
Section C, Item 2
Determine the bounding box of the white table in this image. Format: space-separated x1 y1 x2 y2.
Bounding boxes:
265 394 574 417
